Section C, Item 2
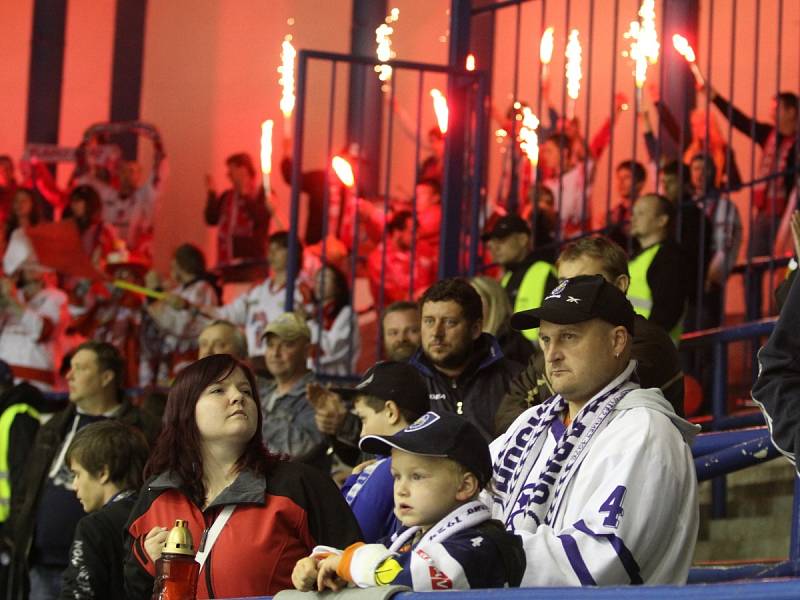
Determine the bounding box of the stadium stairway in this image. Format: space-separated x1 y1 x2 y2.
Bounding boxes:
694 456 795 563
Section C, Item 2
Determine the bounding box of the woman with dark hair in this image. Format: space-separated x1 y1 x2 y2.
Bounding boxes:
3 188 42 243
124 354 361 599
65 185 117 265
309 265 360 375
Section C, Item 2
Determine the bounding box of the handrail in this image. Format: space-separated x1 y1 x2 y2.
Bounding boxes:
694 432 780 481
692 427 769 458
679 318 777 350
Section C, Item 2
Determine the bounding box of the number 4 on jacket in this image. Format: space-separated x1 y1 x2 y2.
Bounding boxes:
599 486 626 528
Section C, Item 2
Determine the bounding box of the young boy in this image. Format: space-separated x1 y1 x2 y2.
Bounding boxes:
61 420 150 600
333 361 430 543
292 411 525 591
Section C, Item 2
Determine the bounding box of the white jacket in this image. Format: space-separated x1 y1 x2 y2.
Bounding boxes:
487 365 699 586
0 287 68 389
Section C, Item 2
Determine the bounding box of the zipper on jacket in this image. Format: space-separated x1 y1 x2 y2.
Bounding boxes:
204 550 215 598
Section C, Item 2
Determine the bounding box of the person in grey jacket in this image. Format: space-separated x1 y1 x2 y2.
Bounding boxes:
257 313 326 468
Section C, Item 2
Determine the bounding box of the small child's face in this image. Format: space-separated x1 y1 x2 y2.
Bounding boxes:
391 450 466 531
354 397 394 438
69 461 106 513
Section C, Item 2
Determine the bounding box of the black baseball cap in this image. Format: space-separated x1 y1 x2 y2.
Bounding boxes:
360 411 492 487
481 214 531 242
332 361 430 419
511 274 635 334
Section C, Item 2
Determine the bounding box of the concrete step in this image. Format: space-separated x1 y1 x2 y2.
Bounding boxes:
693 457 796 563
694 511 791 562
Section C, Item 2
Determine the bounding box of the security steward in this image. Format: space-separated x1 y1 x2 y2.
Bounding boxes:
483 214 558 342
628 194 689 343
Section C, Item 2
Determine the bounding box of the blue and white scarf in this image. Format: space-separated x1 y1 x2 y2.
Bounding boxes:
492 361 637 532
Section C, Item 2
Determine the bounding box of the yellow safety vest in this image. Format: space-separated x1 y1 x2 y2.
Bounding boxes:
502 261 556 341
0 403 41 522
628 244 683 344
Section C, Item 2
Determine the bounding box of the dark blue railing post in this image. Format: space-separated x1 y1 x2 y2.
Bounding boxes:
25 0 68 148
468 74 489 276
285 52 308 313
791 474 800 561
439 0 471 279
711 340 728 518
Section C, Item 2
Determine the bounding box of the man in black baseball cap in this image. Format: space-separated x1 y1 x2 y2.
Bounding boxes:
510 274 635 335
511 274 635 414
487 273 700 587
482 214 557 343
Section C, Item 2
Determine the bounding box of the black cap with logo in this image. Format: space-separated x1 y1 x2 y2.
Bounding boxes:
481 214 531 242
331 361 430 419
360 411 492 487
511 274 635 334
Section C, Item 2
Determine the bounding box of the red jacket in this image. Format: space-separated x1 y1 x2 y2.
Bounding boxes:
367 238 437 306
125 463 362 599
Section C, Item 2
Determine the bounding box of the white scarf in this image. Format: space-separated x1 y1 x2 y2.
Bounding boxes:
492 361 637 532
388 500 490 553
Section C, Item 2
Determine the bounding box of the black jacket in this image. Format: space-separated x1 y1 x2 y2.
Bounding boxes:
59 493 136 600
6 401 160 600
409 333 522 441
753 269 800 472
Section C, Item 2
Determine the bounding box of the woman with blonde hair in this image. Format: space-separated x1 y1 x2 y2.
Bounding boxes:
469 275 533 365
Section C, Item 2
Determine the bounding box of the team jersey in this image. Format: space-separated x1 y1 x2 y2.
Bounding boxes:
213 278 311 358
0 287 68 390
487 362 699 586
340 457 399 543
307 304 360 376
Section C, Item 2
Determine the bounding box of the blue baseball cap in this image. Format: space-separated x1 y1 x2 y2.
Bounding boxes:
360 411 492 487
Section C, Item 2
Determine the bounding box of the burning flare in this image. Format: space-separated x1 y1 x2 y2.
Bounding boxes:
430 88 449 134
565 29 582 101
519 107 540 167
623 0 660 90
278 35 296 118
260 120 273 189
332 155 355 188
466 53 475 71
672 34 696 62
540 27 555 65
672 34 705 85
375 8 399 84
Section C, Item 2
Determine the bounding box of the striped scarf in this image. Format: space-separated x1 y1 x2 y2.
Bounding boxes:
492 361 636 532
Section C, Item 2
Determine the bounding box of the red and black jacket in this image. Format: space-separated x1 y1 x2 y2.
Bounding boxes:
124 462 362 599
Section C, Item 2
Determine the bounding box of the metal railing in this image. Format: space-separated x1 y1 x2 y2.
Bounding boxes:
679 318 776 518
284 47 488 370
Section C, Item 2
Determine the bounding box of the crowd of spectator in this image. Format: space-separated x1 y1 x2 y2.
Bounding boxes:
0 81 797 599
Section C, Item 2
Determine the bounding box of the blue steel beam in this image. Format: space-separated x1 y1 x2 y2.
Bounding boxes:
694 434 780 482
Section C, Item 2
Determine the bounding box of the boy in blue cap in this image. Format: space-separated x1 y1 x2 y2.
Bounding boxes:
292 411 524 591
335 361 430 543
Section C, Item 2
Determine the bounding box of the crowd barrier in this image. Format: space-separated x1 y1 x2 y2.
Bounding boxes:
223 578 800 600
